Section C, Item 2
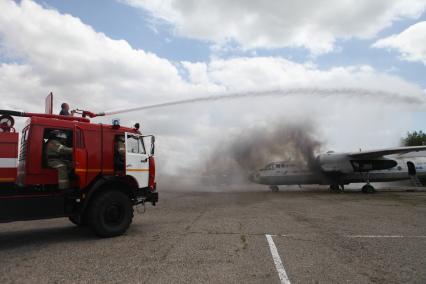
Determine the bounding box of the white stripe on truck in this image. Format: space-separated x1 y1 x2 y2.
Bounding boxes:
0 158 17 168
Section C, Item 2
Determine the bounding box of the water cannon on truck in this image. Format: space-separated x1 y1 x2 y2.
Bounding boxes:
0 94 157 237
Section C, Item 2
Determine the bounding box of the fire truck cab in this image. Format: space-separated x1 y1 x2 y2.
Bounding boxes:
0 110 157 237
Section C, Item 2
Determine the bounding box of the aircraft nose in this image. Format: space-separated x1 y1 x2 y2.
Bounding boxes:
248 171 258 182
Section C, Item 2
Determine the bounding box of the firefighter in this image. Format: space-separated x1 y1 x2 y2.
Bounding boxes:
115 135 125 170
46 130 73 189
59 103 70 116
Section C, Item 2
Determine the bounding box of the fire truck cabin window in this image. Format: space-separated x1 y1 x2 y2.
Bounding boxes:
127 135 146 154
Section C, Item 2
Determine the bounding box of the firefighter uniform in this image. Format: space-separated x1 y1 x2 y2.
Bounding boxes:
115 136 125 170
117 139 125 159
46 138 73 190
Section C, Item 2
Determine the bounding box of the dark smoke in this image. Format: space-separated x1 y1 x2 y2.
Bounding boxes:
200 120 322 185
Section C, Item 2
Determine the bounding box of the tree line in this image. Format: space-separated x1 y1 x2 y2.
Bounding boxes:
402 131 426 146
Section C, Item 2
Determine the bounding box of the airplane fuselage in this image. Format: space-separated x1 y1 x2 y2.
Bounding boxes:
251 154 426 187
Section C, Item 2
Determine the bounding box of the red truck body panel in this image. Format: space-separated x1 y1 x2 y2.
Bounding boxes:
0 132 18 183
14 116 139 190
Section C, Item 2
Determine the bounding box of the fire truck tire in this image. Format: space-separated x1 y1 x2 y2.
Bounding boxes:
68 214 88 227
88 190 134 237
69 215 81 226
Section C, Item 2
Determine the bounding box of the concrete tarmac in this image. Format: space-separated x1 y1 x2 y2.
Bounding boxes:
0 186 425 283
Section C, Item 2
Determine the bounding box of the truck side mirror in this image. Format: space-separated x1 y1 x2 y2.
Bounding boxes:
150 136 155 156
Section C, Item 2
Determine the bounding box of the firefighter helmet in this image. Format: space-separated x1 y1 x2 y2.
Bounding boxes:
49 130 67 140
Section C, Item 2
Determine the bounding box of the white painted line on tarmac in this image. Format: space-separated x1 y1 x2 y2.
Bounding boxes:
268 234 426 239
265 234 291 284
346 235 426 238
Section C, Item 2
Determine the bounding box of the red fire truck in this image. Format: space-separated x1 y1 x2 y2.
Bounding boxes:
0 99 157 237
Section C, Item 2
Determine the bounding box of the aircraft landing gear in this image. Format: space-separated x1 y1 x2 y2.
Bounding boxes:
269 185 279 192
361 172 376 193
361 184 375 194
330 184 344 193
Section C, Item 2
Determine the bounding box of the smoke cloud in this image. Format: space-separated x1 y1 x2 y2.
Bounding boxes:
198 120 322 185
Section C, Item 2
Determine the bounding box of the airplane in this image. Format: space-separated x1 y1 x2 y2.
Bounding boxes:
249 146 426 193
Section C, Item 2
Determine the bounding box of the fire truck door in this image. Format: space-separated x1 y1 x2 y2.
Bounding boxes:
125 132 149 188
74 126 87 186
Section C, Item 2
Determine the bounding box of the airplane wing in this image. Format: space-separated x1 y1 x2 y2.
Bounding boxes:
348 146 426 159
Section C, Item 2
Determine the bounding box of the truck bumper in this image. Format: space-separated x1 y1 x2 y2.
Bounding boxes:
135 187 158 205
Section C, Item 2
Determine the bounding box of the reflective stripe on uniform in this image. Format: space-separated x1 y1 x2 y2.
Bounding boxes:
50 164 67 169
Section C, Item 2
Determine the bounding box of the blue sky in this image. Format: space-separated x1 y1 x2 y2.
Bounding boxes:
37 0 426 89
38 0 211 62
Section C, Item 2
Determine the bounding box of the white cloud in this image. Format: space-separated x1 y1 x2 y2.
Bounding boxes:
0 0 192 111
0 0 425 174
122 0 426 54
182 57 424 98
373 21 426 65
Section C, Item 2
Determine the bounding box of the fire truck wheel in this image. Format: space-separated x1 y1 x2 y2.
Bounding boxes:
68 214 88 227
88 190 134 237
69 215 82 226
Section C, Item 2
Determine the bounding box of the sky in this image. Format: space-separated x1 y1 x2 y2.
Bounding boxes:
1 0 426 173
